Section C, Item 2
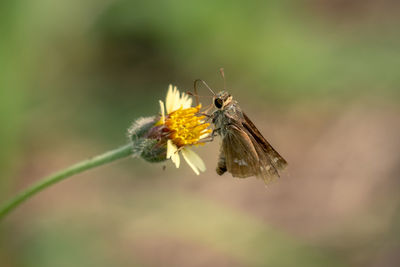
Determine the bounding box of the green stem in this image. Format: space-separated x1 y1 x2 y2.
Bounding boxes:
0 144 133 221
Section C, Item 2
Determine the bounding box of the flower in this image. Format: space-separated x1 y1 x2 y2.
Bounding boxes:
157 85 212 175
127 85 212 174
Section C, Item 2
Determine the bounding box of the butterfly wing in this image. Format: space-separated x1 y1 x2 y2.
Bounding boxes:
221 124 261 178
242 112 288 171
218 113 287 183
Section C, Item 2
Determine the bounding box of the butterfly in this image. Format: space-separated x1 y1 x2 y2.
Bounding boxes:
193 71 287 183
211 90 287 183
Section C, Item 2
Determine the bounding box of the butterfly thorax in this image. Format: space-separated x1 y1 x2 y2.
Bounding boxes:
212 100 243 138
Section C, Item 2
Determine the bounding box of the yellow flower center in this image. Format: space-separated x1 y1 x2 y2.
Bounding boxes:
165 105 212 147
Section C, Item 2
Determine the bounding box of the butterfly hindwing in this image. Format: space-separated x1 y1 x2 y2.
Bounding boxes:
222 124 260 178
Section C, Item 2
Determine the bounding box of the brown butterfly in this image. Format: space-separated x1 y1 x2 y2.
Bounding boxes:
194 72 287 183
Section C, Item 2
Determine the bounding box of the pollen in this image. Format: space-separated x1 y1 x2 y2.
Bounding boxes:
165 105 212 147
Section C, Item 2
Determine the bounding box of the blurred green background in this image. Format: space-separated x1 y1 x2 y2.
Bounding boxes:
1 0 400 266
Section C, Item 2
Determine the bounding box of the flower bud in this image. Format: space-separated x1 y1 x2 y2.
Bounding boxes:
128 116 167 163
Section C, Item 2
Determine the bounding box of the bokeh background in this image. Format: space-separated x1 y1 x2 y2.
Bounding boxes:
1 0 400 266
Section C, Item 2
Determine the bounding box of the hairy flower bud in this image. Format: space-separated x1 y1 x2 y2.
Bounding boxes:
128 116 167 162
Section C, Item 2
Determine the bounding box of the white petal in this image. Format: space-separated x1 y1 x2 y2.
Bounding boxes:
181 93 192 109
166 85 194 113
159 100 165 124
172 86 181 112
167 140 180 168
171 150 180 168
167 140 177 159
181 148 206 175
166 84 174 113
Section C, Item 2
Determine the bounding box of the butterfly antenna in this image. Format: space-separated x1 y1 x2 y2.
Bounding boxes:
186 90 199 106
194 79 216 96
219 68 226 90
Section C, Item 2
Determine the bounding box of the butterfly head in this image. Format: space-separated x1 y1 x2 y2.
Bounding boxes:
214 91 233 109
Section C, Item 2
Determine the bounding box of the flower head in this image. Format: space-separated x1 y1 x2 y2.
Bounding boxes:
157 85 212 174
128 85 212 175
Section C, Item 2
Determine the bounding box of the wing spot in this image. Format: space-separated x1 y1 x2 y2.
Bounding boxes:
234 158 248 166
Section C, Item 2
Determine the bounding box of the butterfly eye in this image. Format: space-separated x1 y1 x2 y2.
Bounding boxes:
214 98 223 109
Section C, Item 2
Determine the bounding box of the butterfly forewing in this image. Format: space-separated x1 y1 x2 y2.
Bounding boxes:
242 112 288 171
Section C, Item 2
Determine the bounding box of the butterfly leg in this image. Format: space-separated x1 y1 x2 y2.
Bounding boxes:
198 128 219 143
198 113 213 120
